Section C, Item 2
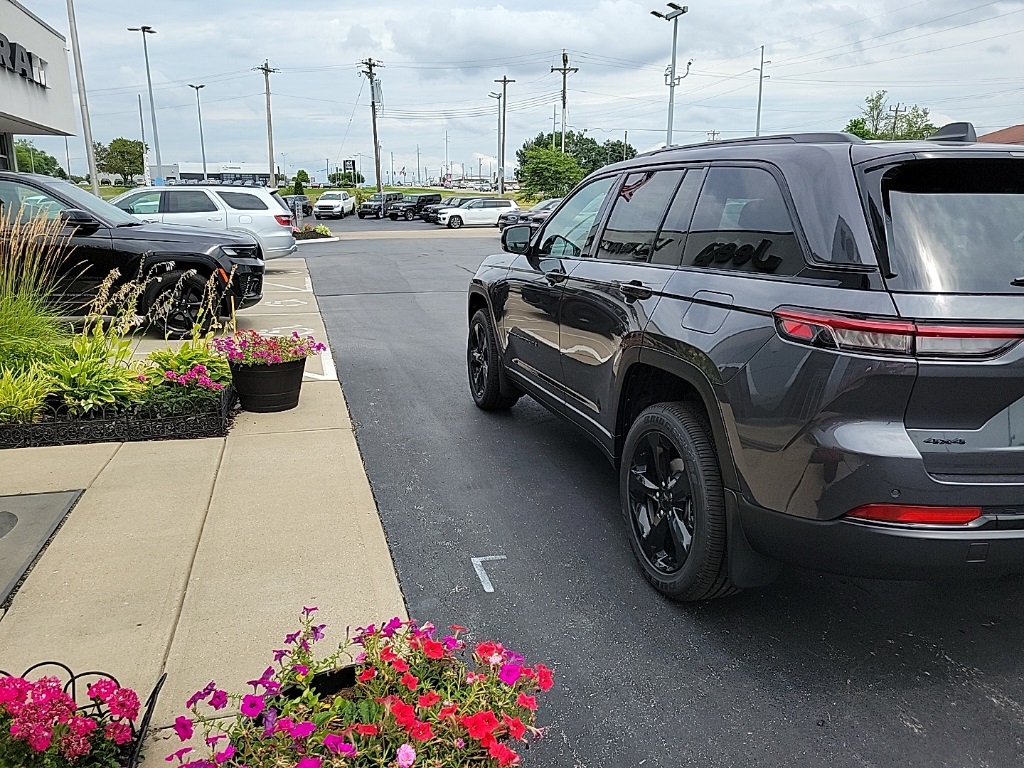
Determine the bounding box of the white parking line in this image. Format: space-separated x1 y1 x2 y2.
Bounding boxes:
471 555 507 593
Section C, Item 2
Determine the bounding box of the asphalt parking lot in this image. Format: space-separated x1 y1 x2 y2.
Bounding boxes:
298 223 1024 768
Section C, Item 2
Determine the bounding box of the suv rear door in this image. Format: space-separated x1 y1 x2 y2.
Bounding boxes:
163 189 225 230
865 156 1024 478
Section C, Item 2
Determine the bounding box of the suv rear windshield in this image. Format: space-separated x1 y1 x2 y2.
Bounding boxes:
881 159 1024 294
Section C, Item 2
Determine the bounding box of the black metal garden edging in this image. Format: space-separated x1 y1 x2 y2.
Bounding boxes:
0 662 167 768
0 387 238 450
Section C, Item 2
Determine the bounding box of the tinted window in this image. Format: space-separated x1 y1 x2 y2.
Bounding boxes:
682 166 803 276
651 169 705 266
115 191 161 215
538 177 615 258
217 192 269 211
167 190 217 214
595 170 683 262
882 160 1024 294
0 180 68 221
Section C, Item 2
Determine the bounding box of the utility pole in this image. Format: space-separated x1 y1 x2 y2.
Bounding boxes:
138 94 151 185
444 130 449 181
390 151 395 187
255 60 279 186
550 52 577 153
623 130 628 160
489 91 501 186
707 130 720 141
416 144 421 185
889 103 906 139
478 158 482 180
494 75 514 196
754 45 770 137
66 0 99 195
359 58 385 206
551 107 557 149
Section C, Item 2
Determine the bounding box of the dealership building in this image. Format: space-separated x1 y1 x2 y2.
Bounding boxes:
0 0 75 171
146 161 273 185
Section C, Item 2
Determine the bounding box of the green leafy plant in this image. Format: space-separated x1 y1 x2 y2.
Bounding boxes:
147 337 231 384
137 364 225 416
46 325 143 416
0 365 52 424
314 224 332 237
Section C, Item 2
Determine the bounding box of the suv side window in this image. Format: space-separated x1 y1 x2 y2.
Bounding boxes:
595 170 683 262
0 180 68 221
682 166 803 276
537 176 615 258
114 191 161 215
651 169 706 266
217 192 269 211
167 190 218 214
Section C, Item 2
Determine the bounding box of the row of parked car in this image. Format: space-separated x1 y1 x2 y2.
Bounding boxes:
351 192 563 230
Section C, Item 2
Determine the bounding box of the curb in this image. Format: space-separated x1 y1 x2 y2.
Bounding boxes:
295 237 340 245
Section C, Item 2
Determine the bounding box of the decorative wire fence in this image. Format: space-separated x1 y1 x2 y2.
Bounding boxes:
0 387 238 450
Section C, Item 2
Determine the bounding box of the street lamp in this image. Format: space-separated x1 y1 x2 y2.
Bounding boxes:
650 3 691 148
128 25 163 185
188 84 208 181
753 46 771 137
488 91 501 186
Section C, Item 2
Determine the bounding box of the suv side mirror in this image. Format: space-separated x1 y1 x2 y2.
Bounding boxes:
501 224 532 255
61 208 100 229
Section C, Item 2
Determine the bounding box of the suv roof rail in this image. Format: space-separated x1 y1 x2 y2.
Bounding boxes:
927 121 977 143
641 132 864 157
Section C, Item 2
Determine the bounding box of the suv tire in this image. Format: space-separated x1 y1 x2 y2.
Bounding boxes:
448 216 463 229
468 309 520 410
620 402 737 601
144 270 212 340
404 210 415 221
357 212 365 219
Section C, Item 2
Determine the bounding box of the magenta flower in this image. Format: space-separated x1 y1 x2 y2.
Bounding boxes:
396 743 416 768
185 681 216 709
173 716 194 742
323 733 356 755
273 649 288 662
382 617 403 638
290 720 315 739
293 665 308 677
165 746 193 763
208 690 228 710
295 758 322 768
499 664 523 686
214 745 236 764
239 694 264 718
302 606 318 615
311 624 326 642
284 631 301 645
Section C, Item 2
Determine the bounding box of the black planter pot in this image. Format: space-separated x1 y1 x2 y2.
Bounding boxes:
230 358 306 413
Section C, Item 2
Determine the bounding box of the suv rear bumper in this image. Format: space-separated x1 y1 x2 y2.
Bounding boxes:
737 498 1024 580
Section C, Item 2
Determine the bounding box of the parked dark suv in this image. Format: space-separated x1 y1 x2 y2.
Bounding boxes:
0 172 264 338
357 191 403 219
389 193 442 221
466 123 1024 600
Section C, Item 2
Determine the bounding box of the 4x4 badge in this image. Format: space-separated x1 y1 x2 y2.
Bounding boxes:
694 238 782 273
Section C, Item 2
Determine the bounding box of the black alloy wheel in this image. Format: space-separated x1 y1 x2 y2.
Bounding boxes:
620 402 736 601
405 209 415 221
146 271 211 340
467 309 520 410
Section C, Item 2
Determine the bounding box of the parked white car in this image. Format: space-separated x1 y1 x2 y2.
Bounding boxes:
436 198 518 229
110 186 297 260
313 191 356 219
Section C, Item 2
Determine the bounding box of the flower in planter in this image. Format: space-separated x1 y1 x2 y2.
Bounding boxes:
175 609 552 767
212 330 325 367
0 672 145 767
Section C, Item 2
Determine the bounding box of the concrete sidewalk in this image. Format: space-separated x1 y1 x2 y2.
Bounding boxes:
0 258 405 754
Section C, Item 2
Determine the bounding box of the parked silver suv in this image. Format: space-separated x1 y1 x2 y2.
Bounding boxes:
111 185 297 260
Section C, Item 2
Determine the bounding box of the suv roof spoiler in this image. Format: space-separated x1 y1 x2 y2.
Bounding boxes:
926 122 977 143
642 132 865 157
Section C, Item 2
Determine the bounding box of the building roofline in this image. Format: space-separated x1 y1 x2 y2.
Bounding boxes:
4 0 68 42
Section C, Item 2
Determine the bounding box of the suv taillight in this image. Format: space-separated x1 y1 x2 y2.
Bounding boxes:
773 308 1024 359
275 214 292 227
846 504 981 525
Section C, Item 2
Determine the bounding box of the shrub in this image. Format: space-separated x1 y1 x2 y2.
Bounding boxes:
147 337 230 384
46 325 143 416
0 365 52 424
137 364 225 416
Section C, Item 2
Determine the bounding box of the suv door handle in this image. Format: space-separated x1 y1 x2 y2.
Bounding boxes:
545 270 568 285
617 280 654 301
208 217 224 222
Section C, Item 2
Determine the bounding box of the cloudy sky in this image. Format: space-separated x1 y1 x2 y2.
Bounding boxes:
23 0 1024 183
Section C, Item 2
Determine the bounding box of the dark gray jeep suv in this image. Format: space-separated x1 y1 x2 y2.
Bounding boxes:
466 123 1024 600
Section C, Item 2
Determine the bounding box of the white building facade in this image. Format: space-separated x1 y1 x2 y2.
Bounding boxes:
146 162 273 185
0 0 75 171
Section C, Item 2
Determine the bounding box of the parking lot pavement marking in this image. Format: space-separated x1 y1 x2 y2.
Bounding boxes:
303 347 338 382
470 555 507 593
262 276 313 293
254 323 317 337
263 299 309 308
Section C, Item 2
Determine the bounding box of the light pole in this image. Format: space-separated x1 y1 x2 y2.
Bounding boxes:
650 3 691 148
489 91 501 187
66 0 99 195
128 25 163 185
753 46 771 137
188 84 208 181
280 152 288 183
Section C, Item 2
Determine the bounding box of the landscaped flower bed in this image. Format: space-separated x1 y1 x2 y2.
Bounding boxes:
294 224 334 241
171 608 553 767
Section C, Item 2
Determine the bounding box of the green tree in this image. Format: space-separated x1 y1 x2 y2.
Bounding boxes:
519 147 584 198
96 138 145 183
14 139 64 177
329 171 363 186
516 131 636 179
844 90 937 140
294 169 310 184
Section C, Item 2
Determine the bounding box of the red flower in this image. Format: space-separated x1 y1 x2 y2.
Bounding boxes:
449 624 467 633
392 701 416 728
417 691 441 708
517 692 537 711
489 741 521 766
380 646 398 663
357 667 376 683
400 673 419 691
391 659 410 674
475 641 505 663
503 714 527 740
354 724 379 736
461 710 500 740
422 639 445 660
535 663 554 692
409 719 434 741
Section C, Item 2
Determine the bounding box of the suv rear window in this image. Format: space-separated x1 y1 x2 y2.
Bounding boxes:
217 191 269 211
881 159 1024 294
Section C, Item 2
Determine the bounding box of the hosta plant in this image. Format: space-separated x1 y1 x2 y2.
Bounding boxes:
172 609 553 767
